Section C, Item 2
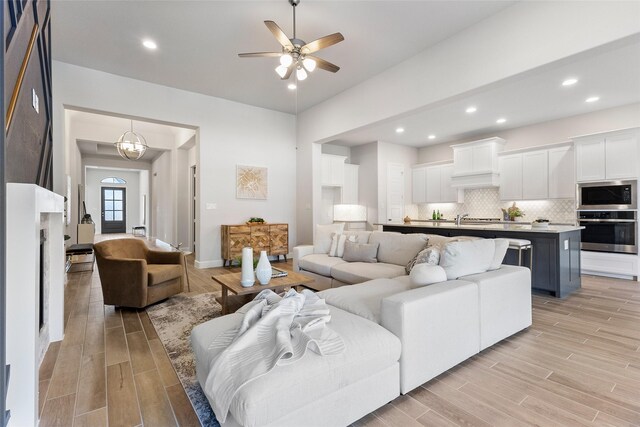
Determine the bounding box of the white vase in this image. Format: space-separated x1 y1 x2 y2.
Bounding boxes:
255 251 273 285
240 247 255 287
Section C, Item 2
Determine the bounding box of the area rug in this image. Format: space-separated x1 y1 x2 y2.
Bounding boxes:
146 292 222 427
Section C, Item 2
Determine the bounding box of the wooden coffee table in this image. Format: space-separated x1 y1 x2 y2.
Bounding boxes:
212 270 315 314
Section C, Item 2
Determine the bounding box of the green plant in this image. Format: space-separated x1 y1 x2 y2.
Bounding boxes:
248 217 265 223
507 202 524 220
235 256 259 269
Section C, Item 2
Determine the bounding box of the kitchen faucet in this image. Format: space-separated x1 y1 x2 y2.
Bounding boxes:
455 213 469 226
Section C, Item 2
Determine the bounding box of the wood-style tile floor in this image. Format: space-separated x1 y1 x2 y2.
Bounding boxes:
40 237 640 426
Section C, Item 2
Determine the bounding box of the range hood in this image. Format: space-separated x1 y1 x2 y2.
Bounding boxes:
450 137 506 189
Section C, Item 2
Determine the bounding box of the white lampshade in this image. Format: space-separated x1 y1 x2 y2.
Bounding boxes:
280 53 293 67
296 66 307 81
302 57 316 72
275 65 288 78
333 204 367 222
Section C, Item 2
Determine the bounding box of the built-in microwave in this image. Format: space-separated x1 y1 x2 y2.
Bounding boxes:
577 180 636 210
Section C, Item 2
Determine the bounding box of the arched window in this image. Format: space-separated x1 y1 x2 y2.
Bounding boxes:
101 177 127 184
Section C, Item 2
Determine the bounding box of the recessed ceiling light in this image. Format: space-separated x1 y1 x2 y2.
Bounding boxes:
142 39 157 50
496 118 507 124
287 83 297 90
396 127 405 134
585 96 600 103
562 78 578 86
465 106 477 114
428 134 436 140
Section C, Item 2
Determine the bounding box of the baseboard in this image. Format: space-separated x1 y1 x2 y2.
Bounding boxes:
194 259 224 269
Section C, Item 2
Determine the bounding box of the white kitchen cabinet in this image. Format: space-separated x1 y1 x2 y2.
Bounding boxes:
439 164 461 203
425 166 442 203
575 138 605 182
522 150 548 200
453 146 474 175
499 154 523 200
342 164 359 204
411 167 427 204
548 146 575 199
321 154 347 186
574 128 640 182
605 132 638 180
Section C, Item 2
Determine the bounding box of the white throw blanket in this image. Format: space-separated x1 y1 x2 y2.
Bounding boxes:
204 288 345 423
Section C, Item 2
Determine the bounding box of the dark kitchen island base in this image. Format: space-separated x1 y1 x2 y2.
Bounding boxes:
382 224 582 298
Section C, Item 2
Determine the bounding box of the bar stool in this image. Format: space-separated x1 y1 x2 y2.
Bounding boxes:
508 238 533 270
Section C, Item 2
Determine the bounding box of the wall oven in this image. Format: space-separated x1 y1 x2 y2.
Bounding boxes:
578 211 637 254
578 180 636 210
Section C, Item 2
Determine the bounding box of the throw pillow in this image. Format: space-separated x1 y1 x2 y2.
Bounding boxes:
489 238 510 270
339 235 356 258
409 264 448 288
328 233 354 257
313 223 345 254
439 239 495 280
405 245 441 274
342 240 379 263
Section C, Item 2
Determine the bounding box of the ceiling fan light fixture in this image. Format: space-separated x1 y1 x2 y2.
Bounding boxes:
275 65 289 78
302 57 316 72
296 67 308 81
280 53 293 67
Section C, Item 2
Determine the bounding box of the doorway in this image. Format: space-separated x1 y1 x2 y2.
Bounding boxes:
101 187 126 233
386 163 405 223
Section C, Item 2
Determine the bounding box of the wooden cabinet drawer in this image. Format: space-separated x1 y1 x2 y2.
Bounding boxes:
228 225 250 234
250 225 269 234
269 224 288 232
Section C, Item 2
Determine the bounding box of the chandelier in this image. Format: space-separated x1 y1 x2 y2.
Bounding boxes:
115 120 148 160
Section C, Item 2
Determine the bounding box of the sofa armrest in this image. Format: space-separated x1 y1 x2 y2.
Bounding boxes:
146 249 183 265
293 245 314 271
95 257 148 307
380 281 480 394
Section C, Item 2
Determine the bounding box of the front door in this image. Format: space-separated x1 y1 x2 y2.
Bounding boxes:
101 187 126 233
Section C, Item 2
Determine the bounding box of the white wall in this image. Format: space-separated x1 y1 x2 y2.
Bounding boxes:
295 1 640 245
85 168 141 234
321 143 351 162
418 103 640 163
53 62 296 267
151 151 173 243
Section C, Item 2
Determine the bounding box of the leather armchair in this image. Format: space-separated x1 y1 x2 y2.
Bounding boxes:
94 238 186 308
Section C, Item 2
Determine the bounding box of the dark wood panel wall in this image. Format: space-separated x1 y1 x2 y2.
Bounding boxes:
4 0 52 190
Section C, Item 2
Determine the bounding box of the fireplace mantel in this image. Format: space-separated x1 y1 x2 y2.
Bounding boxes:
6 183 64 427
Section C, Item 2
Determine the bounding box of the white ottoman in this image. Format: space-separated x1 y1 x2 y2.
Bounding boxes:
191 306 401 427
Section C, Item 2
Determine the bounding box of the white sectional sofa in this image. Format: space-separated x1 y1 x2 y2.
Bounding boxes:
192 235 532 426
293 230 436 290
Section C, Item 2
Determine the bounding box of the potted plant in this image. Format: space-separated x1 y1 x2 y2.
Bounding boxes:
506 202 524 222
246 217 266 225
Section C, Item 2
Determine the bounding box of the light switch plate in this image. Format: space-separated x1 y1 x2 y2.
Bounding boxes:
206 203 217 210
564 239 569 250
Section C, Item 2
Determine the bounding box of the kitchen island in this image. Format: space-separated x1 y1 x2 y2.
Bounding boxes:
380 222 584 298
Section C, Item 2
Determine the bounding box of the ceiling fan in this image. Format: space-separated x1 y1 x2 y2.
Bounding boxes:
238 0 344 81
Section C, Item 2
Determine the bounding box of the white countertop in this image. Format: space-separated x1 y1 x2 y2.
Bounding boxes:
379 222 584 234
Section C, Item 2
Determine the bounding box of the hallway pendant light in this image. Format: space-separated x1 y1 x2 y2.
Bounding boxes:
115 120 148 160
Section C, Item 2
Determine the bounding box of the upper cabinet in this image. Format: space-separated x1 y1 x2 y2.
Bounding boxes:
574 128 640 182
321 154 347 186
451 137 506 189
499 144 574 201
411 163 463 204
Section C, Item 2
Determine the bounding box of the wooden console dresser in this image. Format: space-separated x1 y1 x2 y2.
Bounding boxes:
221 223 289 266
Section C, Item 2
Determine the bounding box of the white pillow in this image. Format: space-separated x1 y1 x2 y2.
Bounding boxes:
410 264 447 288
489 238 509 270
314 223 345 254
328 233 352 257
439 239 496 280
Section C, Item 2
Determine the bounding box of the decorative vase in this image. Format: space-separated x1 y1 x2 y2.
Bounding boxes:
240 247 255 287
255 250 272 285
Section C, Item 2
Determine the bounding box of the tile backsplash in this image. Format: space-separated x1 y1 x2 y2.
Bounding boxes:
411 188 576 224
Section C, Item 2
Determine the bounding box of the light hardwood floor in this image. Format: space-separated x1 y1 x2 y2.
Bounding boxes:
40 238 640 426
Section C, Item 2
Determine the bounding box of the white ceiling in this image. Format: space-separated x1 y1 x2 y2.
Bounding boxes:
51 0 515 114
328 38 640 147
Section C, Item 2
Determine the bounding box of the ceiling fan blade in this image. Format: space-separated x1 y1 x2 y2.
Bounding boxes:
301 32 344 54
264 21 294 50
238 52 282 58
281 64 294 80
308 56 340 73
